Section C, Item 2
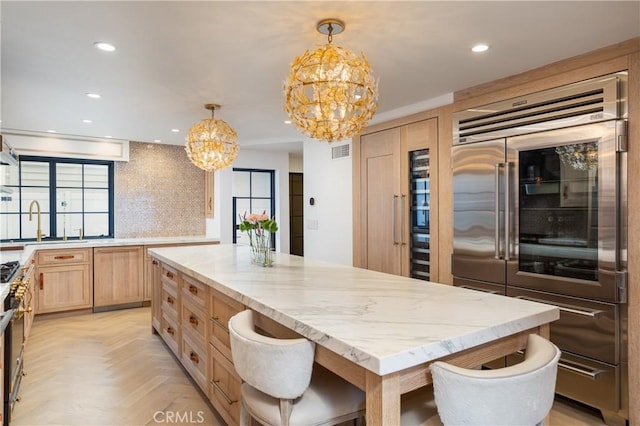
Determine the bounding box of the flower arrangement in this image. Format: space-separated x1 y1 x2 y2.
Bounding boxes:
239 212 278 267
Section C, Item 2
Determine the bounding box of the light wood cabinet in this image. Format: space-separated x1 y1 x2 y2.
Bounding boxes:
355 118 439 279
93 246 144 308
35 248 93 314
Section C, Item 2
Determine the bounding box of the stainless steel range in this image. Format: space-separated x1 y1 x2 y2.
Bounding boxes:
1 260 33 425
452 72 628 425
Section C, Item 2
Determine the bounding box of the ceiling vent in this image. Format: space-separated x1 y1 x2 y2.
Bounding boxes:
331 143 350 160
453 72 626 145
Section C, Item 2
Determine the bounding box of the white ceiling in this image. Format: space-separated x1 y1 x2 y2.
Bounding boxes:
2 1 639 154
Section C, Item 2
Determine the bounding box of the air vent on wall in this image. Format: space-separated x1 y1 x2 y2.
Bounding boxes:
453 72 626 145
331 143 350 159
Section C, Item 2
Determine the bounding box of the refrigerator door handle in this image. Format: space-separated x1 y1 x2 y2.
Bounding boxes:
494 163 502 260
400 194 407 246
392 195 399 245
504 161 512 261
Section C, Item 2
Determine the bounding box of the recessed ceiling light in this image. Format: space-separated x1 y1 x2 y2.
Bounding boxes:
94 42 116 52
154 139 161 143
472 44 490 53
171 128 180 133
104 135 112 139
86 93 101 99
47 129 57 133
82 119 92 123
284 120 292 124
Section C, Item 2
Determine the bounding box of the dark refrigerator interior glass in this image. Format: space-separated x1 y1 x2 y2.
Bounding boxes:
518 142 598 282
410 149 430 280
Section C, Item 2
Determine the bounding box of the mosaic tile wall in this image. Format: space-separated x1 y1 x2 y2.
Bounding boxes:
114 142 205 238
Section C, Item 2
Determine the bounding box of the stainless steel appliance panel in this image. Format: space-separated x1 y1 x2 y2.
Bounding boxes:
453 276 505 296
452 139 507 285
507 287 618 364
508 350 619 413
506 121 621 302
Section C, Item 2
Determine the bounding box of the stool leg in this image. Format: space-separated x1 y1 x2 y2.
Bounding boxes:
279 399 293 426
239 400 250 426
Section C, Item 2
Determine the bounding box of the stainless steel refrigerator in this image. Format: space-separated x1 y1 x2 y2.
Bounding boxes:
452 72 628 426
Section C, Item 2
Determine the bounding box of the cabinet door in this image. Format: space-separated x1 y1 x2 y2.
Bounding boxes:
37 264 92 313
93 246 144 307
358 127 402 275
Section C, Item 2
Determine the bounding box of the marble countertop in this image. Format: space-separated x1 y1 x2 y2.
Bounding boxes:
149 244 559 376
0 236 219 304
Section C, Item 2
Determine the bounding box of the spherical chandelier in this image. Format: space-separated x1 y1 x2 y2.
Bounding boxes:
283 19 379 143
185 104 239 171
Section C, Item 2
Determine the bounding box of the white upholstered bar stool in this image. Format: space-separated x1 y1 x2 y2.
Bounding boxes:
401 334 560 426
229 310 365 426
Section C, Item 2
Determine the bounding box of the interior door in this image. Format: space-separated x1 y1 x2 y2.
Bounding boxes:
360 128 401 275
506 121 620 302
452 138 506 285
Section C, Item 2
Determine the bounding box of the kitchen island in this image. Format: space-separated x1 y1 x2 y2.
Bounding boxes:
149 244 559 425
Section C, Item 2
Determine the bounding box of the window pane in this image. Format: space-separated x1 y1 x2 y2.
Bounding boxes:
85 188 109 212
84 164 109 188
21 213 50 239
55 188 82 212
56 213 83 238
251 172 271 197
236 199 251 220
252 199 272 216
0 162 19 186
84 213 109 237
233 172 250 197
21 188 50 213
56 163 83 187
0 214 20 240
21 162 49 186
1 192 20 213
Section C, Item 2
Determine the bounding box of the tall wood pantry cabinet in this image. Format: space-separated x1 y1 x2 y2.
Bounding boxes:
354 118 439 281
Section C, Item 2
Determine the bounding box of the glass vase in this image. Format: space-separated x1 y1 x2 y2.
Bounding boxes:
250 242 274 267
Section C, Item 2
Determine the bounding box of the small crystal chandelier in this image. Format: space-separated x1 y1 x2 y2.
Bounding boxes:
283 19 379 143
185 104 239 171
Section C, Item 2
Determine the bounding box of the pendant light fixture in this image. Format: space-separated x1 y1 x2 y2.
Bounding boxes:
283 19 379 143
185 104 239 171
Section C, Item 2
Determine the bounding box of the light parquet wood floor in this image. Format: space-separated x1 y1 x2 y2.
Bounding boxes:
12 307 609 426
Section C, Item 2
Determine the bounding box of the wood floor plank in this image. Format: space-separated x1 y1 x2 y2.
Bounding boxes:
11 307 608 426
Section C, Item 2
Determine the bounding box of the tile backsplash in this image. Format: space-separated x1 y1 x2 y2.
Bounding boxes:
115 142 205 238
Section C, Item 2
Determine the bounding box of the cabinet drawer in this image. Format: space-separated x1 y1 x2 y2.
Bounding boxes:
161 314 180 358
182 275 208 311
209 290 244 359
38 248 91 265
209 343 241 424
162 282 179 319
182 300 206 343
161 264 179 287
182 333 208 393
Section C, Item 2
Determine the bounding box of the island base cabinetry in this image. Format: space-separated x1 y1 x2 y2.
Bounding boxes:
151 257 245 426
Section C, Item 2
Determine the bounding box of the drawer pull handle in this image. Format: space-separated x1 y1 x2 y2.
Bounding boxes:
166 271 174 279
152 260 158 266
558 361 602 380
166 296 174 305
166 327 175 335
39 273 44 290
189 351 199 364
211 380 238 405
210 316 228 331
188 285 198 295
514 296 602 318
189 316 199 326
54 255 75 260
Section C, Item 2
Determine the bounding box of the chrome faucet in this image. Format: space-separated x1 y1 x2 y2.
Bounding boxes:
28 200 44 242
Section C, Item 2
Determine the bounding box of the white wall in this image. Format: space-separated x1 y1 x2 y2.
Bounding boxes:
289 153 303 173
206 149 290 254
303 138 353 265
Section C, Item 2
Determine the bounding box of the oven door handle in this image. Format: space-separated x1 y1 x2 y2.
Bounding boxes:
0 309 16 334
